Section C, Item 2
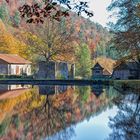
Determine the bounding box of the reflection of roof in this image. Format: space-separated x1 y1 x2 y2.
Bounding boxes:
92 85 104 97
0 54 31 64
0 88 30 100
93 57 116 75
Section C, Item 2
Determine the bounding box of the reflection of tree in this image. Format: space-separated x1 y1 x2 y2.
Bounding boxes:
107 92 140 140
17 87 75 140
46 127 75 140
77 86 91 102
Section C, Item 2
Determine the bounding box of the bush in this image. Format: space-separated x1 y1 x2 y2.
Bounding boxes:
0 74 34 79
0 75 5 79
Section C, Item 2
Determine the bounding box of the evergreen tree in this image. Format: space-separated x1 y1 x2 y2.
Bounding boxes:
0 1 9 22
13 10 21 26
78 24 85 41
76 44 92 78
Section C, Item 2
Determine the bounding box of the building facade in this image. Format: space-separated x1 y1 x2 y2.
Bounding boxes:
0 54 32 75
112 62 139 80
92 63 104 78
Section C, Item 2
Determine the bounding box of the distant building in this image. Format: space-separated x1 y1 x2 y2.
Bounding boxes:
92 63 103 78
112 61 139 80
92 57 115 79
36 61 75 79
91 62 112 79
0 54 32 75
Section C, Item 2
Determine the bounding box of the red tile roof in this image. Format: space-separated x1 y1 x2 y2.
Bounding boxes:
0 54 31 64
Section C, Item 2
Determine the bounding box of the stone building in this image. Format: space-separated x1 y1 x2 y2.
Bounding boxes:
36 61 75 79
112 61 139 80
0 54 32 75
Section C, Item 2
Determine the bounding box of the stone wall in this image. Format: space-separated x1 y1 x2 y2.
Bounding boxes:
37 61 56 79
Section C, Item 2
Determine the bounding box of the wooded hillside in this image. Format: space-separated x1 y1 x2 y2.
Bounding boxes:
0 0 111 77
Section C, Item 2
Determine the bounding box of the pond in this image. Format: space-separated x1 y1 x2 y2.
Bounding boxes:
0 84 139 140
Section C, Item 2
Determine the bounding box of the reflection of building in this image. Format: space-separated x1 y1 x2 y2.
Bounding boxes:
36 61 75 79
0 85 31 100
38 85 68 95
0 85 28 91
91 84 104 97
0 54 31 75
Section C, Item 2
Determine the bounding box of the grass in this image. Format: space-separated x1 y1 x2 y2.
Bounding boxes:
113 80 140 89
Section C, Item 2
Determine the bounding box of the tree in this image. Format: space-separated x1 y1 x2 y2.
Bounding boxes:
0 20 30 59
13 10 21 26
5 0 93 23
108 0 140 61
22 19 75 62
0 1 9 22
75 44 92 78
105 44 120 60
107 92 140 140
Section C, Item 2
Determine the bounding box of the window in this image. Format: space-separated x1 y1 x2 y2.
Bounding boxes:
95 70 100 73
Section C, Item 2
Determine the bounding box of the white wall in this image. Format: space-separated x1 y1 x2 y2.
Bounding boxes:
10 64 31 75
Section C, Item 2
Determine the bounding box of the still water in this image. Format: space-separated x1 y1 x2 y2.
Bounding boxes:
0 84 139 140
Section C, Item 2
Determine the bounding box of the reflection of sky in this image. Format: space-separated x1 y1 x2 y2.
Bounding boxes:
71 106 118 140
46 106 118 140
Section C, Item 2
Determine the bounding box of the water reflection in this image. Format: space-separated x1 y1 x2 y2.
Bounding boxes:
0 84 31 100
39 85 68 95
91 84 104 97
107 89 140 140
0 84 139 140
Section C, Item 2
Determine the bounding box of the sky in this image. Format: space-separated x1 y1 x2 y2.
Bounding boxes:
87 0 112 27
